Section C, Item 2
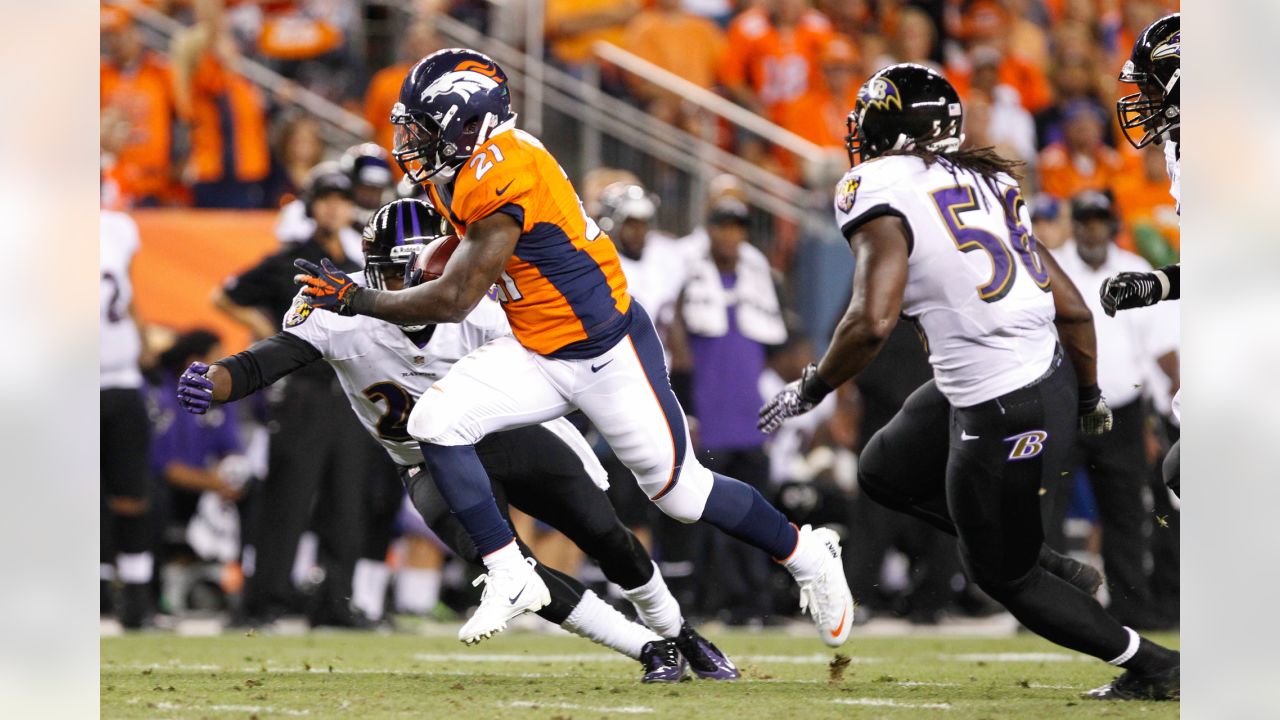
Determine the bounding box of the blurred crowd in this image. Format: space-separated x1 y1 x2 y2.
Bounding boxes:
101 0 1180 633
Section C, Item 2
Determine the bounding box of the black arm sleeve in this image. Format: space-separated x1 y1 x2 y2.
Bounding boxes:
1158 263 1180 301
213 332 323 401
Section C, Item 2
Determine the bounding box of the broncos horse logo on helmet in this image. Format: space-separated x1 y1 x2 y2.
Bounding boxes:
391 48 514 184
844 63 964 167
1117 13 1179 149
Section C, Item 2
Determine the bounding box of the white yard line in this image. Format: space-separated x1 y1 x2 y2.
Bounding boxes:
502 700 654 714
832 698 952 710
411 652 880 665
148 701 310 716
895 680 960 687
941 652 1088 663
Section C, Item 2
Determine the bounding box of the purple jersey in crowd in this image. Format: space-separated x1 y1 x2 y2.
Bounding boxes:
688 273 768 451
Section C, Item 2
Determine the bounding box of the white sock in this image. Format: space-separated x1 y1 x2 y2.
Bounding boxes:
482 540 526 573
116 552 153 584
100 563 116 581
782 525 823 582
620 562 684 638
352 559 391 620
395 568 442 614
562 590 661 660
292 532 319 587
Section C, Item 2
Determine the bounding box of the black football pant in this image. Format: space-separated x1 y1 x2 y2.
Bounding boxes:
100 388 153 567
242 374 376 620
1044 399 1153 625
857 353 1138 663
402 423 654 624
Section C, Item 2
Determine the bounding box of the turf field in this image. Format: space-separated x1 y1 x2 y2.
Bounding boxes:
102 627 1179 719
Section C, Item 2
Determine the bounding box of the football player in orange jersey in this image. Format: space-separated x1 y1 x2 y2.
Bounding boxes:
295 49 854 650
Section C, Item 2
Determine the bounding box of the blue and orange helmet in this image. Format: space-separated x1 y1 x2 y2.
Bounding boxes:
391 48 513 184
844 63 963 167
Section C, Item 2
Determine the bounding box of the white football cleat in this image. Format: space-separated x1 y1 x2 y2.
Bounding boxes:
458 557 551 645
794 525 855 647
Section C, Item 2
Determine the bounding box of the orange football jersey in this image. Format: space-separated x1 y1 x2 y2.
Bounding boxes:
424 127 633 357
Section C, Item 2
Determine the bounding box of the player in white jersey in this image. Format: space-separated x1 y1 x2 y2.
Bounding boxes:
1102 13 1182 498
100 209 155 628
758 64 1180 701
175 199 738 682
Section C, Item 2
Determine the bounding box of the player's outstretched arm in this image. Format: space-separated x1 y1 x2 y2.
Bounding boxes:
1099 263 1179 316
176 333 322 415
1040 246 1113 434
295 213 520 325
758 216 908 433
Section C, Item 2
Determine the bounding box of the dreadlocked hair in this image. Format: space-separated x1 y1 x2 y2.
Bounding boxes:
882 145 1024 182
885 145 1027 229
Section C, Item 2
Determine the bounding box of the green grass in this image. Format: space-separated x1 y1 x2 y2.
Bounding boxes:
102 627 1179 719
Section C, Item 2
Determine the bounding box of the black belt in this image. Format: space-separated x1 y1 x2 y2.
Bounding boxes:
1021 344 1065 390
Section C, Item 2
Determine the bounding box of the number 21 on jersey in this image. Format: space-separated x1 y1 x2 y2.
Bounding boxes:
931 185 1050 303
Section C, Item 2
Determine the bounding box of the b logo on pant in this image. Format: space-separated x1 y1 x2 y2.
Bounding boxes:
1005 430 1048 461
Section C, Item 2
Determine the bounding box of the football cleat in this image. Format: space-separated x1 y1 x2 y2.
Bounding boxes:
1085 664 1180 701
675 622 739 680
639 638 687 683
794 525 856 647
458 557 550 645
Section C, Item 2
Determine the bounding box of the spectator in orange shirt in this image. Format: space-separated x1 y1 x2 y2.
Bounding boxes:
778 35 862 149
1112 143 1180 265
1038 100 1124 199
948 1 1053 115
171 0 271 208
545 0 642 70
1033 51 1115 151
868 6 941 74
363 18 440 164
622 0 726 128
101 7 178 207
719 0 835 122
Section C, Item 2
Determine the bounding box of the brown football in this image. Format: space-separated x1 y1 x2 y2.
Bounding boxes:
410 235 461 282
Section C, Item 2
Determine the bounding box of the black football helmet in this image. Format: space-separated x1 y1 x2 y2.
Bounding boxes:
1117 13 1179 149
392 48 513 184
362 197 445 292
845 63 964 167
340 143 394 214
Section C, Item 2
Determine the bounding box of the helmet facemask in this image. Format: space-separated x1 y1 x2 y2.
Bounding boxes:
364 242 430 332
392 109 456 184
1117 61 1180 149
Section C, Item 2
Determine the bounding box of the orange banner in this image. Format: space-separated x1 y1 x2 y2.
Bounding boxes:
132 209 279 353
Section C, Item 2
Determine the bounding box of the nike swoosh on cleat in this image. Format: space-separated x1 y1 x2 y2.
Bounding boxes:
495 180 515 196
830 606 848 639
509 585 525 604
961 431 980 441
590 359 614 373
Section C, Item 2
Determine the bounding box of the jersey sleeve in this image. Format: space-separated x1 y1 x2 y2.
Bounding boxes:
280 290 334 358
450 141 537 230
832 165 911 246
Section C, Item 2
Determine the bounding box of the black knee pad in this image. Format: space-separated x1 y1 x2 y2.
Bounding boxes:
967 558 1042 603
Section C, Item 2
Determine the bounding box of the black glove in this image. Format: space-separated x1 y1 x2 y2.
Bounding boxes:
1077 383 1113 436
1099 271 1161 317
758 363 834 434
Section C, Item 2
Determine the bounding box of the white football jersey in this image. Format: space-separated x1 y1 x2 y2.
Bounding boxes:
101 211 143 390
833 155 1056 407
282 277 608 486
1164 139 1180 211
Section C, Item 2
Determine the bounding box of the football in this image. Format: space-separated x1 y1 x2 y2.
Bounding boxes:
409 234 461 282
